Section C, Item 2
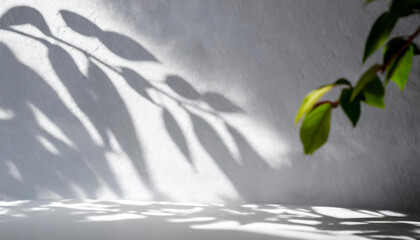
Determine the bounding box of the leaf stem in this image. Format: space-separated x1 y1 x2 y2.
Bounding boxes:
313 100 339 109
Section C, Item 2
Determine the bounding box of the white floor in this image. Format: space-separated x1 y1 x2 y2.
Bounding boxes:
1 200 420 240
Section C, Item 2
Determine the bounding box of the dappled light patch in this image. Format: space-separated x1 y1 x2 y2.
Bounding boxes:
81 213 146 222
0 200 419 239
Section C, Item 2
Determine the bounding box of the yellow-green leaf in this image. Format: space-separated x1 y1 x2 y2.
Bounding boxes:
386 45 414 91
300 103 332 155
295 84 333 125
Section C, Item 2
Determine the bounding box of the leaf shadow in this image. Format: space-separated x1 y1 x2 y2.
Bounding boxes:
202 92 243 113
120 67 156 105
0 6 52 36
60 10 158 62
162 108 194 168
165 75 201 100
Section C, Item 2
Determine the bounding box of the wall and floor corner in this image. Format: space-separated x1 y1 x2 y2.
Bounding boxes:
0 0 419 211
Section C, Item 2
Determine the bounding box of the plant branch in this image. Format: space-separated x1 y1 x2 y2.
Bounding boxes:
313 25 420 111
380 25 420 73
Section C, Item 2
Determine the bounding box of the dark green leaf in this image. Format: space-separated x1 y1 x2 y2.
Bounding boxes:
389 0 420 17
383 37 406 65
412 43 420 55
414 3 420 12
300 103 332 155
386 44 414 90
295 84 333 125
334 78 352 87
362 77 385 108
383 37 407 85
365 0 378 5
340 88 361 127
363 12 397 63
351 64 381 101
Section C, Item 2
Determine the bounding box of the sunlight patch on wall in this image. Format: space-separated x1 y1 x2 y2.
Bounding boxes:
225 114 291 168
36 136 60 155
0 108 14 120
28 103 75 148
5 161 23 182
104 130 152 199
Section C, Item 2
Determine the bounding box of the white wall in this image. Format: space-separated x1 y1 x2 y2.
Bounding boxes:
0 0 419 210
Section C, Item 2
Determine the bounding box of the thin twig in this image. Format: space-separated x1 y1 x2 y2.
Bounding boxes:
313 100 339 109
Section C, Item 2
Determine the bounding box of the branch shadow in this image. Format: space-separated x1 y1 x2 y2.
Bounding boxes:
0 6 162 199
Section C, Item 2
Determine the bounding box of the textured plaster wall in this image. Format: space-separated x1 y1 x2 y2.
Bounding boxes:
0 0 419 210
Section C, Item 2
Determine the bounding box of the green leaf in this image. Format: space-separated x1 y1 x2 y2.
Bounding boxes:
300 103 332 155
340 88 361 127
351 64 381 101
362 12 397 63
334 78 352 87
295 84 333 125
362 77 385 108
386 44 414 90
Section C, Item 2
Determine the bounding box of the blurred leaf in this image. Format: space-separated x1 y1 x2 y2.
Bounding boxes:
383 37 405 85
340 88 361 127
362 12 397 63
365 0 379 5
351 64 381 101
300 103 332 155
413 43 420 55
383 38 406 66
389 0 420 17
362 77 385 108
295 84 333 125
414 3 420 12
386 44 414 91
334 78 352 87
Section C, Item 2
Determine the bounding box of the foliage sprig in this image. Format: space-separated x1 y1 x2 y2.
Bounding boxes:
296 0 420 155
